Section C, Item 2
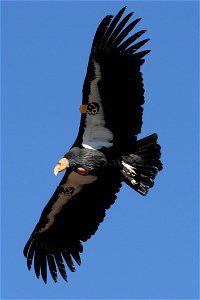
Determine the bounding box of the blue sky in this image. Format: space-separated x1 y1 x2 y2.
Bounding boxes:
1 1 199 299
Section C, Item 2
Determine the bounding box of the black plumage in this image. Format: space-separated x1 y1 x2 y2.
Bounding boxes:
24 7 163 283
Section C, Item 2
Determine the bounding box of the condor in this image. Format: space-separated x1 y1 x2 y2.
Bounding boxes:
24 7 162 283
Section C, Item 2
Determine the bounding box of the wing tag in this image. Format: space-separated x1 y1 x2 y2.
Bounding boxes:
80 102 99 115
80 104 88 114
57 186 75 196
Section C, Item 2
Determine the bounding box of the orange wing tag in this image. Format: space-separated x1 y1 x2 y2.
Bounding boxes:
80 104 88 114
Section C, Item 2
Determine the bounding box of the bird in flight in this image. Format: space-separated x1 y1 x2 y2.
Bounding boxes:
24 6 163 283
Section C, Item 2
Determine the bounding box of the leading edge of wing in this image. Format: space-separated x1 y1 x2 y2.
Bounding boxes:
23 169 122 283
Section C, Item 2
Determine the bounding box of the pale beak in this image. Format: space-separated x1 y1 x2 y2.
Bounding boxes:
54 158 69 176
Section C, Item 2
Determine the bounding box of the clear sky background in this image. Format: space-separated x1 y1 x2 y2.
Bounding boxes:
1 1 199 299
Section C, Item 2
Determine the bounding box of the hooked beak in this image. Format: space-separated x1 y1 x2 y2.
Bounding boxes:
54 158 69 176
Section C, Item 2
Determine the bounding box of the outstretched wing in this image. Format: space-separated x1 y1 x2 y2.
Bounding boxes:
74 7 150 152
24 169 122 283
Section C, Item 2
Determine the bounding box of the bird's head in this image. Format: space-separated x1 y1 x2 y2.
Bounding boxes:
54 157 89 176
53 147 108 176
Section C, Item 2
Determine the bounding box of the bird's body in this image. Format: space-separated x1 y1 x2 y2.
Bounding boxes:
24 7 163 283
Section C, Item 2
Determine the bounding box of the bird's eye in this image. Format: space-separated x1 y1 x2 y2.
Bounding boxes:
76 167 89 175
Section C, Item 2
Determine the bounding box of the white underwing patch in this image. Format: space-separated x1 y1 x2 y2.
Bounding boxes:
39 172 97 233
82 60 113 150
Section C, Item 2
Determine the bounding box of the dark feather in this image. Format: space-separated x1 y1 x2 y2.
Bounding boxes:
26 240 35 270
62 251 75 272
34 242 40 279
99 6 127 49
40 249 47 283
110 19 142 50
54 253 67 282
105 12 134 49
133 49 151 59
47 253 58 283
117 30 146 51
91 15 113 52
124 39 150 54
70 250 81 266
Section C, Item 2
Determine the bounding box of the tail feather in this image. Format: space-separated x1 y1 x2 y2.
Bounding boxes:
121 133 162 195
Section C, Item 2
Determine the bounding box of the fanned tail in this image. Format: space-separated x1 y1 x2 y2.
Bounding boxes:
121 133 163 195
